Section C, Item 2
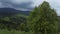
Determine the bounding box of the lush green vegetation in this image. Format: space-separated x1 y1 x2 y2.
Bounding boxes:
0 1 59 34
0 29 34 34
28 1 58 34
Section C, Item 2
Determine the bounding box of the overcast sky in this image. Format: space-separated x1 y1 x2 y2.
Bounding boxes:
0 0 60 15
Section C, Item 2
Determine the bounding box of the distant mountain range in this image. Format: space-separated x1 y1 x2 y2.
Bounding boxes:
0 8 30 16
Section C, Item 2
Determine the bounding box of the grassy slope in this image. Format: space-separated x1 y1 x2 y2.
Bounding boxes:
0 29 34 34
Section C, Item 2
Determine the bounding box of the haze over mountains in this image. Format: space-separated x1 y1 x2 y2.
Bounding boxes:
0 8 60 16
0 8 30 17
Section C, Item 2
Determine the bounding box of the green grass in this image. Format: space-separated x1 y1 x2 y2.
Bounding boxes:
0 29 34 34
0 29 59 34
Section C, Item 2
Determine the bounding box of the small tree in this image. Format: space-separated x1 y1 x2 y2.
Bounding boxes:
20 23 25 31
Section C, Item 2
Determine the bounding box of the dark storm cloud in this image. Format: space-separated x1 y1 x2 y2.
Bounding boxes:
0 0 33 11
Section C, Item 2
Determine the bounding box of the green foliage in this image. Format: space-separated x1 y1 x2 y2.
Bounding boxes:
20 23 26 31
28 1 58 34
1 17 10 21
0 29 34 34
0 14 27 31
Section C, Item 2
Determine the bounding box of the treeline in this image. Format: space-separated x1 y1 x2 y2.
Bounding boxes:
0 14 27 31
0 1 59 34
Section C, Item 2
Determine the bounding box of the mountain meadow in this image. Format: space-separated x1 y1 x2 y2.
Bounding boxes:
0 1 60 34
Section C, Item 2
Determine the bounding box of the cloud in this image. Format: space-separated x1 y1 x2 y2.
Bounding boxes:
32 0 44 6
10 0 32 4
45 0 60 16
0 0 33 11
0 2 4 8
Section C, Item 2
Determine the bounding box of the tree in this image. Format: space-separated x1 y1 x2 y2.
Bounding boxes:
2 17 10 22
20 23 26 31
28 1 58 34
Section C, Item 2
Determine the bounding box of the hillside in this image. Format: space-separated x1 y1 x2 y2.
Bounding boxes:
0 8 30 17
0 8 30 30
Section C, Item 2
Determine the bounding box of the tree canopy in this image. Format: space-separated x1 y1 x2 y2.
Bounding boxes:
28 1 58 34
